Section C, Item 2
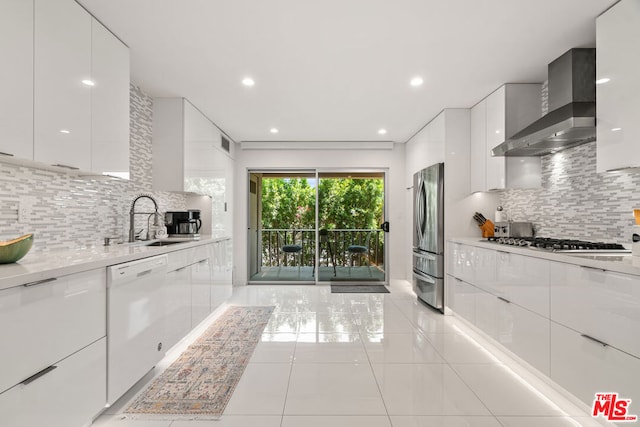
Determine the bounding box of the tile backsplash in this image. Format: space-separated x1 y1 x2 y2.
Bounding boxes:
500 140 640 244
0 84 186 252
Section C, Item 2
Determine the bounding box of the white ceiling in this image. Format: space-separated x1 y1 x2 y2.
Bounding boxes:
78 0 616 144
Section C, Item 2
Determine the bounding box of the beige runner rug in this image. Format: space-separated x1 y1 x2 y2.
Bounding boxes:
125 305 274 417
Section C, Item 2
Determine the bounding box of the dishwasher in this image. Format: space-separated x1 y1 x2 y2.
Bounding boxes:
107 254 168 404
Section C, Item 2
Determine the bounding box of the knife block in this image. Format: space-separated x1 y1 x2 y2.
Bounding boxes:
479 220 495 238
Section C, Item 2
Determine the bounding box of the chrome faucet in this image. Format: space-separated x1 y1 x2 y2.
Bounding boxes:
129 194 161 242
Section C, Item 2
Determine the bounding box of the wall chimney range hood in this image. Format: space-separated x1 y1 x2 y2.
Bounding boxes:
491 48 596 157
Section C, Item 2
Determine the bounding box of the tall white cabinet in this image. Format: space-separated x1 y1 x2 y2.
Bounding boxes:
596 0 640 172
470 84 542 192
153 98 234 237
34 0 92 171
0 0 33 160
91 18 130 178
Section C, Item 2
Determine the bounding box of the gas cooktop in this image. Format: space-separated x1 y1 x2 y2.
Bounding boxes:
488 237 630 253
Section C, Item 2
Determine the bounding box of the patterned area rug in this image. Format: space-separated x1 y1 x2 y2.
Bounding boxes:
125 305 274 416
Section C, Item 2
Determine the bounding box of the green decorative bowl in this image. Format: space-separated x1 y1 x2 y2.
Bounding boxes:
0 234 34 264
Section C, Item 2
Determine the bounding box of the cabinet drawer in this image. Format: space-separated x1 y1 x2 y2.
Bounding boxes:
164 267 191 351
496 251 549 317
167 247 194 272
192 244 210 263
550 262 640 357
446 275 477 324
472 247 497 291
550 321 640 406
0 337 106 427
191 258 212 328
495 298 549 375
0 269 106 393
447 243 473 283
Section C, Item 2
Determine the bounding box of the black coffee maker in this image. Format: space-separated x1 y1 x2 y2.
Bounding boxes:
165 210 202 237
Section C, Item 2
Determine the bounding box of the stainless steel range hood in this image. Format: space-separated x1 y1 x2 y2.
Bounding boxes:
492 48 596 157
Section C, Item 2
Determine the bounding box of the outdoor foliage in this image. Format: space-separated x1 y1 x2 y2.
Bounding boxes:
261 177 384 230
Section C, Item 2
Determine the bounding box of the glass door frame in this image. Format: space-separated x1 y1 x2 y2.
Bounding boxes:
247 167 389 285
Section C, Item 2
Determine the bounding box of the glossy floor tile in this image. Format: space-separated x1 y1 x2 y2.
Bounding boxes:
284 363 386 415
389 415 503 427
372 363 490 415
223 363 291 415
91 281 608 426
281 415 392 427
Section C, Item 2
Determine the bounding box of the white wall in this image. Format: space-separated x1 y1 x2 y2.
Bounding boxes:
233 144 406 285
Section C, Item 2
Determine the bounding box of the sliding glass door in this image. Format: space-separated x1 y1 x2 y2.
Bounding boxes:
247 169 387 284
316 172 386 283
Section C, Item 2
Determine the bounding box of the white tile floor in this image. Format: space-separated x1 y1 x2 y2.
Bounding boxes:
91 280 615 427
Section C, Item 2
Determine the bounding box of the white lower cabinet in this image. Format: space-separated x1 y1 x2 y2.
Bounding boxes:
164 266 192 351
447 275 477 324
191 257 212 328
550 261 640 357
0 337 106 427
495 298 549 375
550 321 640 406
496 250 550 317
0 269 106 394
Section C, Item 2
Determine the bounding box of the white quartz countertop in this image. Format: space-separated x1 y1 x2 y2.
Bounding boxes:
0 236 231 292
448 237 640 277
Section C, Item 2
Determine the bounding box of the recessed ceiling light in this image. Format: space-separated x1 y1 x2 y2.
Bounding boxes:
242 77 255 87
596 77 610 85
495 130 501 134
410 77 424 87
611 127 622 132
81 79 95 86
378 128 387 135
270 128 279 134
59 129 70 134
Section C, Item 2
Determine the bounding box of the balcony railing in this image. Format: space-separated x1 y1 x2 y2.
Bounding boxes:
260 228 384 268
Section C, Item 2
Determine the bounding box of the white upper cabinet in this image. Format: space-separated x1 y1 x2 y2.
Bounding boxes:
0 0 33 160
596 0 640 172
34 0 92 171
470 100 487 193
471 84 542 192
91 18 130 178
154 98 234 199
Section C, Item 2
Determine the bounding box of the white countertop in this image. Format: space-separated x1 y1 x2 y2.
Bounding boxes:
448 237 640 277
0 236 231 292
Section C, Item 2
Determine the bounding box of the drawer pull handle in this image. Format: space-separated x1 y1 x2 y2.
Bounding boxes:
23 277 57 287
198 259 208 264
581 265 607 272
51 163 80 170
497 296 511 303
581 334 609 347
137 269 152 277
454 277 463 282
175 266 188 272
0 151 14 157
497 250 510 255
21 365 57 385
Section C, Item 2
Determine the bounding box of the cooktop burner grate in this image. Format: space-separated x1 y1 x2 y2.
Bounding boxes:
488 236 627 252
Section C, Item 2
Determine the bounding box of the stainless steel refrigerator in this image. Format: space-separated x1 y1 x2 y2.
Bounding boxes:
412 162 444 312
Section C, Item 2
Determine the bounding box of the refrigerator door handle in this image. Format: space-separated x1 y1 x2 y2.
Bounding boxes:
413 251 436 261
412 269 436 283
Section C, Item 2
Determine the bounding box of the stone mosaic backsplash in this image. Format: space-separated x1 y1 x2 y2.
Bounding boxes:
0 84 186 252
500 140 640 244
